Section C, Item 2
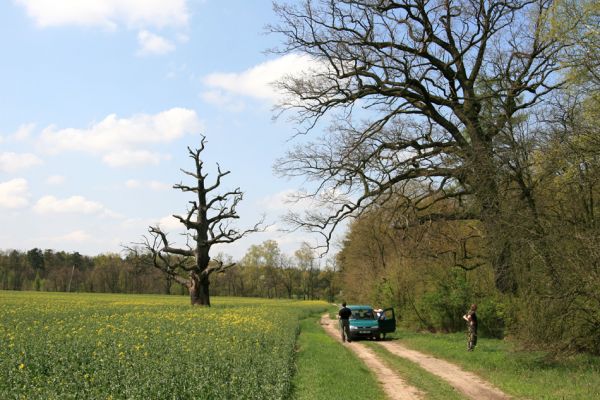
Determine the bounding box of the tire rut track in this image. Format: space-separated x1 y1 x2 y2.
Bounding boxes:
376 340 511 400
320 314 512 400
320 314 424 400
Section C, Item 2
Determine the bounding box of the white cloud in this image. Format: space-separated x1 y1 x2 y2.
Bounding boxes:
0 178 30 208
120 217 144 229
125 179 142 189
39 108 202 167
176 33 189 43
156 215 184 231
102 150 170 168
50 230 92 243
200 90 245 112
0 152 43 173
15 0 189 30
46 175 66 185
137 30 175 56
10 123 36 141
34 195 110 215
149 180 170 191
259 189 320 214
202 54 324 105
126 179 170 190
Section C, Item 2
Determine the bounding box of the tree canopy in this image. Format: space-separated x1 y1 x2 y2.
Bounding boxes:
271 0 566 293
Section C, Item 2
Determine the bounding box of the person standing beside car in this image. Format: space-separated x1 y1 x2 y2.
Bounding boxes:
338 302 353 342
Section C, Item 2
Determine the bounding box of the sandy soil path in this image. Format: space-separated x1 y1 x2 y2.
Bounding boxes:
320 314 512 400
319 314 424 400
376 340 512 400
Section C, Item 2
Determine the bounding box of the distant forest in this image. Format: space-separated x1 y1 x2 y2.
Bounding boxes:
0 240 337 301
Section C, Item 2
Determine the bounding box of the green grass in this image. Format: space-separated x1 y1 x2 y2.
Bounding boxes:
292 312 386 400
10 292 596 399
363 341 465 400
391 330 600 399
0 291 329 400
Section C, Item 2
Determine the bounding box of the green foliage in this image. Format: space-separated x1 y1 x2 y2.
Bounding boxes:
0 291 328 399
475 296 507 339
419 269 472 333
369 278 395 310
34 272 42 292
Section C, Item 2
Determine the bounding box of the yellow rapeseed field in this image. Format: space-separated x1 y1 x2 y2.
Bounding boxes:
0 291 328 399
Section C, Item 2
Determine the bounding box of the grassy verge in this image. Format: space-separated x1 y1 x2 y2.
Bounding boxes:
364 341 465 400
292 313 386 400
391 330 600 399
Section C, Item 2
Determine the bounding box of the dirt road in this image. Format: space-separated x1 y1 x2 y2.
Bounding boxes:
377 340 511 400
320 314 424 400
320 314 512 400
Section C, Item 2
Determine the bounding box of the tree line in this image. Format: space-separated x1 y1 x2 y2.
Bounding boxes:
0 240 338 301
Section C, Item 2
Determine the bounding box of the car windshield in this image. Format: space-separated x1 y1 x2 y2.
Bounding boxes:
351 309 375 320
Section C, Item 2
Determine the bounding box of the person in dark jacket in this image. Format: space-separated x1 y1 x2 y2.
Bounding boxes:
338 302 353 342
463 303 478 351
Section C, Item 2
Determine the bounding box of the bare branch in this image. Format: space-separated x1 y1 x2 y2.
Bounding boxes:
131 136 262 305
269 0 565 268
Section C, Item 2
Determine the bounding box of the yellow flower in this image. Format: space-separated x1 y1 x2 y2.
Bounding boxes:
18 363 25 370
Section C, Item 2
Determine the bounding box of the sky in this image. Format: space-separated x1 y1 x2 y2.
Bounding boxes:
0 0 330 261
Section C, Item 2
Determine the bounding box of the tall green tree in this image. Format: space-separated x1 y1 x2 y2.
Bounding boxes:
241 240 283 298
295 243 318 300
272 0 566 293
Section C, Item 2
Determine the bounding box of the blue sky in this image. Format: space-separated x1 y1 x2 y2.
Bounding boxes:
0 0 326 260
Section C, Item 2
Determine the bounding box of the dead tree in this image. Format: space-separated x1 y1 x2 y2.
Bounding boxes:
270 0 567 293
138 137 261 306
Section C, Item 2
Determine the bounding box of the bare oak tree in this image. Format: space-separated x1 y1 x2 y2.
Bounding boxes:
270 0 566 293
137 137 261 306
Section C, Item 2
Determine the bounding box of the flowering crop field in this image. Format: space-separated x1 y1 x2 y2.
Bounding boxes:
0 291 328 399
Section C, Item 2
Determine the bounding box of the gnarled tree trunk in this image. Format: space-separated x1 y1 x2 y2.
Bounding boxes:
190 272 210 306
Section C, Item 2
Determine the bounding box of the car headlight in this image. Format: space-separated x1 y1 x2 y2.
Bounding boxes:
349 326 358 330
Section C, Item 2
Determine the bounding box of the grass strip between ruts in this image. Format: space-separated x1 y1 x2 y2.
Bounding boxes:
364 340 465 400
291 312 386 400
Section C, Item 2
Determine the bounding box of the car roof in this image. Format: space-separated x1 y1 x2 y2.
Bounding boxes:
348 305 373 310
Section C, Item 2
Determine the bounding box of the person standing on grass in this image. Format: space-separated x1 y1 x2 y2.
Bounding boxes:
338 302 353 343
463 304 478 351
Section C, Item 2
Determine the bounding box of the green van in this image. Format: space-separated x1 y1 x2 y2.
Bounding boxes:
347 305 396 340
